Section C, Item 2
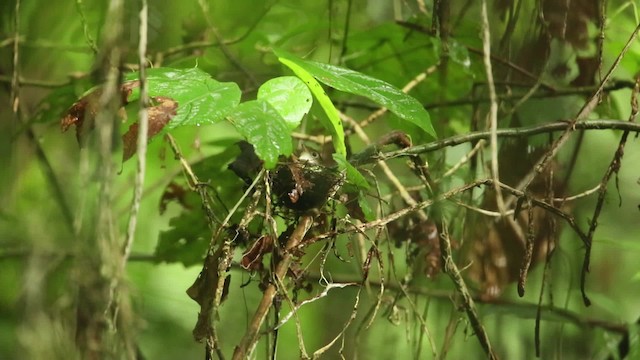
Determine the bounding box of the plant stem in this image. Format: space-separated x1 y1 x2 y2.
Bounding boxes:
232 214 315 360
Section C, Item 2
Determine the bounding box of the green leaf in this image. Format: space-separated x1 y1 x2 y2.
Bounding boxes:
275 53 347 156
227 100 293 169
628 323 640 360
357 193 376 222
257 76 312 130
333 153 370 190
274 50 436 138
125 67 241 129
156 202 209 267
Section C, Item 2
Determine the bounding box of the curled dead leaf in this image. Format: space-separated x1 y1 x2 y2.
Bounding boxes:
121 96 178 162
240 235 274 271
159 181 191 214
60 80 140 143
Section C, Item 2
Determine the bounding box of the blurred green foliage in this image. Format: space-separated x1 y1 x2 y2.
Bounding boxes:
2 0 640 359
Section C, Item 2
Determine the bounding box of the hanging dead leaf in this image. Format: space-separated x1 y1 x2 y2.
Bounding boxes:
60 89 101 140
60 80 140 143
159 181 191 214
187 241 233 342
121 96 178 162
240 235 274 271
464 140 564 300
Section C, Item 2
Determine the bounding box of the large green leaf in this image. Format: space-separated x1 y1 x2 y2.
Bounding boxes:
226 100 293 169
275 54 347 157
274 50 436 138
125 67 241 129
257 76 312 130
156 196 209 267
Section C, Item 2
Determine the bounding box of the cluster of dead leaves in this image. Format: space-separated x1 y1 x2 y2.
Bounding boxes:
60 80 178 161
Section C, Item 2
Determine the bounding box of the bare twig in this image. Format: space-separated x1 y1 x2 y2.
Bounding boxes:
480 0 508 226
273 274 309 358
437 139 485 182
343 114 427 221
302 179 490 246
75 0 98 53
517 199 536 296
233 215 315 360
440 221 497 359
304 178 589 266
516 21 640 199
377 120 640 162
196 0 257 86
311 288 361 359
582 77 640 306
123 0 149 266
10 1 20 114
512 22 640 306
337 80 635 112
553 185 601 203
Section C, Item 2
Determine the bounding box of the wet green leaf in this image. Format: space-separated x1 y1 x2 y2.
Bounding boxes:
257 76 312 130
274 50 436 138
125 67 241 129
227 100 293 169
276 53 347 157
333 153 370 190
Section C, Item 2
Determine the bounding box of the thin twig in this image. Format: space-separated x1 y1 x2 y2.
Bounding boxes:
376 120 640 162
75 0 98 53
273 274 309 358
302 179 490 245
516 21 640 200
156 2 273 65
517 199 536 296
303 178 589 264
440 221 497 359
553 184 601 203
337 80 635 112
582 77 640 306
510 22 640 306
343 114 427 221
196 0 257 86
437 139 485 182
233 215 316 360
10 0 20 114
123 0 149 266
481 0 507 218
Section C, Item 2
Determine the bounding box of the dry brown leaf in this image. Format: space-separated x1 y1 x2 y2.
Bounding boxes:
240 235 274 271
60 80 140 144
121 96 178 162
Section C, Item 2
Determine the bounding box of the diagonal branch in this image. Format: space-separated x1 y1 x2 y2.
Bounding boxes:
440 221 497 360
369 120 640 163
233 214 315 360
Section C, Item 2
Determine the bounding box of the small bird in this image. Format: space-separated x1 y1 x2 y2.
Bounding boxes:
297 148 322 166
